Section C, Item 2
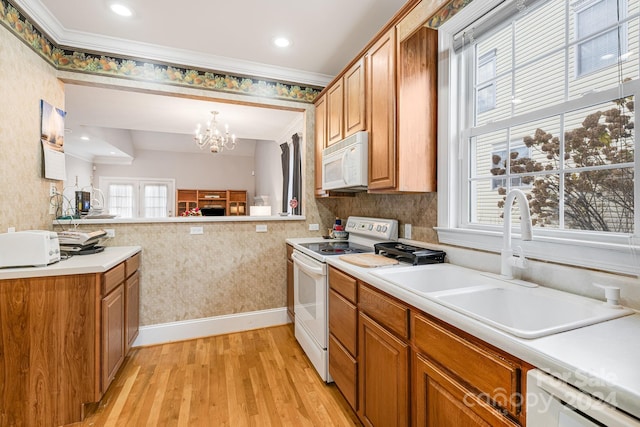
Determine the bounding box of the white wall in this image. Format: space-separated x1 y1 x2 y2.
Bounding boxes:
62 154 94 216
94 149 256 195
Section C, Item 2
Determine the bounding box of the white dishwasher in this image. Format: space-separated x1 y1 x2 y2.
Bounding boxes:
527 370 640 426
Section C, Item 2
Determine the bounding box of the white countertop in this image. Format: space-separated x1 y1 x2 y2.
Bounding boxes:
0 246 141 280
325 256 640 419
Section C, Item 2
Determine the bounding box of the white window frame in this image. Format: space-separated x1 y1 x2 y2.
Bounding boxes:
436 0 640 276
477 49 497 113
100 177 176 218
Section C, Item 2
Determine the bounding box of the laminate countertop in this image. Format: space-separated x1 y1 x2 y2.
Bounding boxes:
0 246 141 280
325 256 640 420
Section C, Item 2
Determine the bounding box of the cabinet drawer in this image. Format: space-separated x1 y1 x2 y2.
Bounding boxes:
329 334 357 410
412 313 521 416
358 283 409 339
125 252 140 278
329 266 357 303
102 262 125 296
329 289 357 355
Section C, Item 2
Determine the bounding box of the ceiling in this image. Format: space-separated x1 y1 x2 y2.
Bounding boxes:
15 0 408 162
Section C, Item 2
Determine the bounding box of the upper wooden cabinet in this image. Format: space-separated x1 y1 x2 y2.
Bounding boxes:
327 58 366 147
396 26 438 192
366 28 397 191
343 58 367 138
314 94 327 197
367 25 437 193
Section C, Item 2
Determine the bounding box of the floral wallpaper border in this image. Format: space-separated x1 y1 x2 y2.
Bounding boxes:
0 0 471 103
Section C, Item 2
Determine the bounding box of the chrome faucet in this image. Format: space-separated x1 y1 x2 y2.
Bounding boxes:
501 189 533 279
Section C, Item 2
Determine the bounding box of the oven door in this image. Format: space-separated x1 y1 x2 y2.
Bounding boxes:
292 249 328 349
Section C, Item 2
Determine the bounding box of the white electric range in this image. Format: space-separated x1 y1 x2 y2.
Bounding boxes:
286 217 398 382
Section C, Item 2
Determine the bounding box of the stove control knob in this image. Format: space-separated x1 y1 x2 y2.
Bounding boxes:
368 224 373 230
382 225 388 232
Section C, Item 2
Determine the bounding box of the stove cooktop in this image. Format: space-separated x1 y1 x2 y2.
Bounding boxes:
296 240 372 255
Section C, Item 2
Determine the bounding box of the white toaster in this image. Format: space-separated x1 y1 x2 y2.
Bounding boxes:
0 230 61 268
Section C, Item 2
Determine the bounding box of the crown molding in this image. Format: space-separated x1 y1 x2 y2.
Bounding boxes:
10 0 333 88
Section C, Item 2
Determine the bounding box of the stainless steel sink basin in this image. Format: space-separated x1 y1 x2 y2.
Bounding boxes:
435 285 634 339
370 263 502 294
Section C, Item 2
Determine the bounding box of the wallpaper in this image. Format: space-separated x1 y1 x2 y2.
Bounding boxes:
0 24 63 232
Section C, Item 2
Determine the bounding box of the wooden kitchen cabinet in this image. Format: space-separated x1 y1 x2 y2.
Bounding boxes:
359 311 410 427
412 312 525 425
328 266 359 409
414 352 519 427
327 78 344 145
358 282 410 427
396 27 438 192
366 28 397 191
327 57 366 147
101 252 141 393
366 25 437 193
286 244 294 322
0 250 141 426
344 57 366 137
102 279 125 392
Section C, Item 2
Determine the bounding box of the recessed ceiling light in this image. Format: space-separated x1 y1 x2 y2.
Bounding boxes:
80 136 90 141
273 37 291 48
110 3 133 17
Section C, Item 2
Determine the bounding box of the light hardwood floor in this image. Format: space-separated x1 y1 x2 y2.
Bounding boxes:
67 324 361 427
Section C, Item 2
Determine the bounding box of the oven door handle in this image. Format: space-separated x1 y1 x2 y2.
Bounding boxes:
292 252 325 276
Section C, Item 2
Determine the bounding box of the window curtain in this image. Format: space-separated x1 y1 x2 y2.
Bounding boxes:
280 133 302 215
280 142 290 213
291 133 302 215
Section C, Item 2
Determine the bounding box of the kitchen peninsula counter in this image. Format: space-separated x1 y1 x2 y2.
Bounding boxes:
0 245 142 426
0 245 141 280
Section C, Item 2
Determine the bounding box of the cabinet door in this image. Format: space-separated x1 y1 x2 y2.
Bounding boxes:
396 27 437 192
414 352 519 427
344 57 366 137
366 28 397 191
327 79 344 146
102 284 125 393
314 94 328 197
125 271 140 351
358 312 409 427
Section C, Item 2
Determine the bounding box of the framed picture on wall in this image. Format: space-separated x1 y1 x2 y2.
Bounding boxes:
40 99 66 180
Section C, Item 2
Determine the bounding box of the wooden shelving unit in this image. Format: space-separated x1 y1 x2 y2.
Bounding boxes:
176 189 247 216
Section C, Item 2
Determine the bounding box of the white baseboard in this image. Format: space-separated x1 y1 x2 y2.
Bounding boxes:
132 307 290 347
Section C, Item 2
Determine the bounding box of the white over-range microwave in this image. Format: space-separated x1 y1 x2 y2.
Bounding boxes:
321 131 368 191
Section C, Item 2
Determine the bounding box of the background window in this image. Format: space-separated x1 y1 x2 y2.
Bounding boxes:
575 0 627 76
102 178 174 218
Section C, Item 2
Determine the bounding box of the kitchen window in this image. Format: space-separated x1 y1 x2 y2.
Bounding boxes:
101 177 175 218
437 0 639 275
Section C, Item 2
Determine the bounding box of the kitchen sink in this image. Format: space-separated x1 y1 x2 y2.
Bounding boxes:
370 263 504 294
435 285 634 339
370 263 634 339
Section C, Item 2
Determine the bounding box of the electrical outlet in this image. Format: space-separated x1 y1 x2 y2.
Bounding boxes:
404 223 412 239
104 228 115 238
256 224 268 233
309 223 319 231
190 226 203 235
49 183 57 214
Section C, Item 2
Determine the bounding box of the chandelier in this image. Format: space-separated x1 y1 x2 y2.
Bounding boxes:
194 111 237 153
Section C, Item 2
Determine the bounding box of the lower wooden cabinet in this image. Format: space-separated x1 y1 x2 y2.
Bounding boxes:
0 250 141 426
102 282 125 392
358 312 410 427
126 270 140 350
414 353 519 427
326 266 526 427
